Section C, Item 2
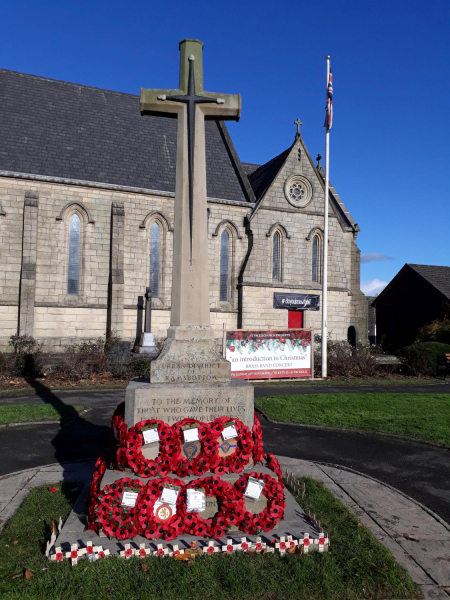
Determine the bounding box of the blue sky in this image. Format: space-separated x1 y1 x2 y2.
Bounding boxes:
1 0 449 296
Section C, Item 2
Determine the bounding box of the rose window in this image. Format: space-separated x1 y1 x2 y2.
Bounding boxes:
284 175 312 208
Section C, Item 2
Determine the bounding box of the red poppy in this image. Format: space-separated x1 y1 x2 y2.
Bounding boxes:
55 552 63 561
319 537 325 545
48 487 58 493
70 550 78 559
97 551 105 559
304 538 310 547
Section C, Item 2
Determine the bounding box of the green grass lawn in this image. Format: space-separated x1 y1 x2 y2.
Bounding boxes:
0 479 418 599
0 404 84 425
255 393 450 445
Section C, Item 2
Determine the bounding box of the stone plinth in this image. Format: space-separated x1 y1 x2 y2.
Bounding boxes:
125 379 254 429
150 325 230 383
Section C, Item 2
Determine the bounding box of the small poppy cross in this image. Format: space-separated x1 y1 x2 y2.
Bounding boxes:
254 537 267 553
50 546 64 563
154 543 169 557
120 543 134 559
238 537 252 552
169 544 184 557
85 542 95 560
221 538 235 553
135 543 150 558
275 536 288 556
65 543 86 566
300 533 311 554
93 546 110 560
203 541 219 555
287 535 298 553
316 534 329 553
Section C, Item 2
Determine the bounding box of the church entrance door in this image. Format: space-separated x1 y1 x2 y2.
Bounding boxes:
288 310 303 329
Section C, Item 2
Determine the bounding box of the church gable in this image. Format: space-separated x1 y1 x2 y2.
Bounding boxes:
249 135 356 232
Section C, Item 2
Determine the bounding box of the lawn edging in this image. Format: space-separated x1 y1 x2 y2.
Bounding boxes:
255 404 450 450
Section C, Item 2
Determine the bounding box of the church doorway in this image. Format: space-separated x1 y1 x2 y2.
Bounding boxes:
347 325 358 347
288 310 303 329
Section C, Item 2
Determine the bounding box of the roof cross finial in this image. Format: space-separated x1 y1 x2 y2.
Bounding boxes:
294 118 303 137
316 153 322 168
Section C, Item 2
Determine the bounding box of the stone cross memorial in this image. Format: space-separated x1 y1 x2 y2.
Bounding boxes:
135 287 159 357
125 39 254 429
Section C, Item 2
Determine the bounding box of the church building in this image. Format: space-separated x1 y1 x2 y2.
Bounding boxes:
0 68 367 351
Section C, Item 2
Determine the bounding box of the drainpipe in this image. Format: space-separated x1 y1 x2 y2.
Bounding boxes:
237 214 253 329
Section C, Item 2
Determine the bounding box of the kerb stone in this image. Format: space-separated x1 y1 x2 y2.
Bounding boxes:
125 379 254 429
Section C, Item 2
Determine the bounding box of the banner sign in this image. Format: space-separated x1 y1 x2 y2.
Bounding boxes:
225 330 312 380
273 293 320 311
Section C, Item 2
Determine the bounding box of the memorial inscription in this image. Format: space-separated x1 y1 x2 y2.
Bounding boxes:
125 380 253 428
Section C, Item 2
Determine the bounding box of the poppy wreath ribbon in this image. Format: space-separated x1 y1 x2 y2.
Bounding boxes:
86 454 108 532
234 472 285 535
95 477 146 540
204 417 253 475
125 419 174 477
135 476 185 541
111 402 128 471
178 476 245 539
171 418 211 477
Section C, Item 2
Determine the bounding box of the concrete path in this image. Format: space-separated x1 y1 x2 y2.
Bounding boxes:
0 457 449 599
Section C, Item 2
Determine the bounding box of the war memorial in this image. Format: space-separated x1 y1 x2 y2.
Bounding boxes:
52 40 327 561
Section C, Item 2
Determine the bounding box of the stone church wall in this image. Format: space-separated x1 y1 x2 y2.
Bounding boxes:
0 161 367 351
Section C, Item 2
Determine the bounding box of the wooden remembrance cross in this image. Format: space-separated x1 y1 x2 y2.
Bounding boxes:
140 39 241 330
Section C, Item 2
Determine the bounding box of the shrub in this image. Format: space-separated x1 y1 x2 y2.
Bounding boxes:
128 356 152 379
59 339 108 382
314 339 380 379
8 335 43 377
399 341 450 376
416 318 450 345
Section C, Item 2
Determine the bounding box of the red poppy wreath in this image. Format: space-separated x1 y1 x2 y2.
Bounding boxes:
111 402 128 471
125 419 174 477
204 416 253 475
252 412 265 464
135 476 185 541
171 418 211 477
86 454 108 532
234 472 285 535
95 477 146 540
265 453 283 483
178 476 245 538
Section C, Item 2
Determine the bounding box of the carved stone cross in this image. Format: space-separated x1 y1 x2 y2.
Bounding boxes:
294 118 303 136
140 40 240 328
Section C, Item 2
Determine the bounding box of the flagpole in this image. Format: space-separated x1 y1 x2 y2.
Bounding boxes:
321 55 330 378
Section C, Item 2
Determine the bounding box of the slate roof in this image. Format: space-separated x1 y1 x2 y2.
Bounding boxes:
407 264 450 300
241 162 261 176
247 146 292 202
373 264 450 306
0 69 252 203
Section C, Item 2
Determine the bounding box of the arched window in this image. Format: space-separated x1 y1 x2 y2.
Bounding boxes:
272 231 282 281
149 221 161 298
67 213 81 295
312 234 322 283
220 230 229 302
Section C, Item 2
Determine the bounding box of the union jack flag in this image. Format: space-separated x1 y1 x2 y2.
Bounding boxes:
324 69 333 131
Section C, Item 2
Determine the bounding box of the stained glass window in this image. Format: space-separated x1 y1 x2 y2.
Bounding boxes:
67 214 80 295
272 231 281 280
312 235 322 283
220 230 229 302
149 222 160 298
